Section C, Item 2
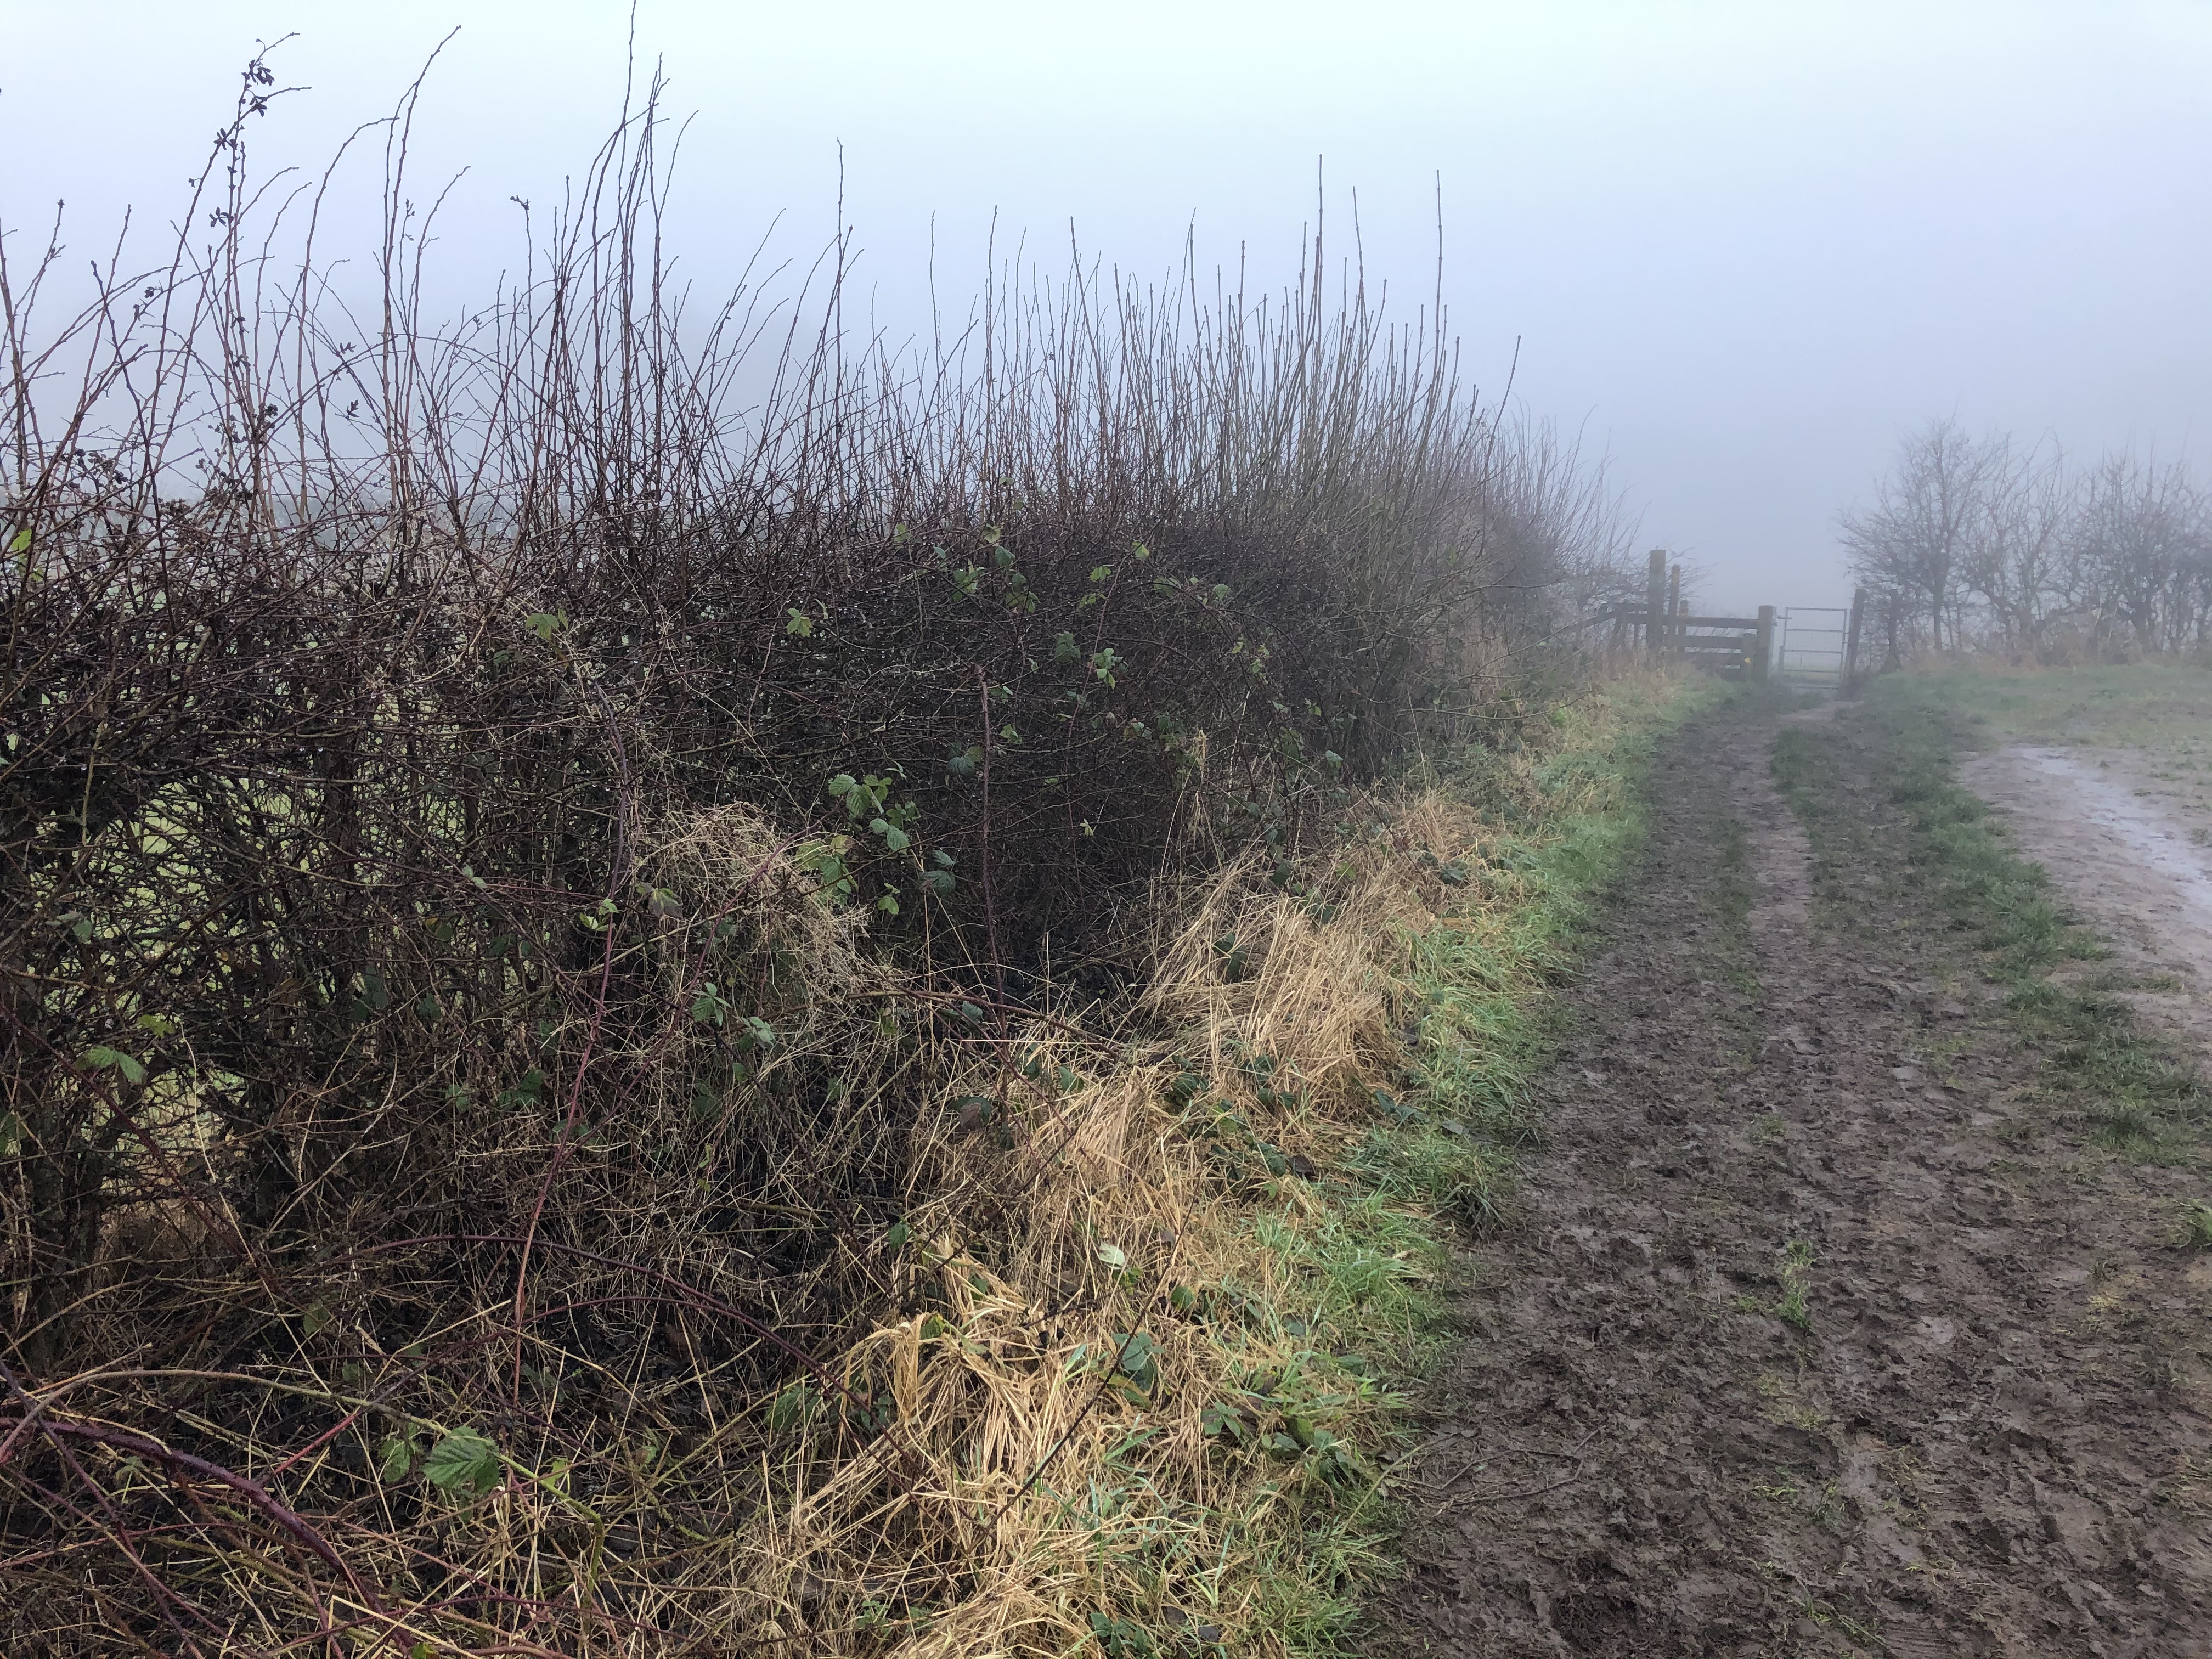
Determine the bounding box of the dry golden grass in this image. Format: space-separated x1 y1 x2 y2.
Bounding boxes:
8 671 1695 1659
650 667 1695 1658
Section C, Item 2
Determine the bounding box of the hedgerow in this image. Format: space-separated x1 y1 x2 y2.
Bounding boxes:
0 54 1635 1655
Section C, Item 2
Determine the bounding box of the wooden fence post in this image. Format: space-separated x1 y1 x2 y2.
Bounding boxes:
1667 565 1683 659
1753 605 1775 684
1645 548 1668 659
1843 586 1867 691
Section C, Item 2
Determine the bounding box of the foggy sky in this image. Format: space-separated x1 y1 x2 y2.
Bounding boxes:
9 1 2211 612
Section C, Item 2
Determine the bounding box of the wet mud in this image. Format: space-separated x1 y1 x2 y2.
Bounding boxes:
1963 742 2212 1058
1374 699 2212 1657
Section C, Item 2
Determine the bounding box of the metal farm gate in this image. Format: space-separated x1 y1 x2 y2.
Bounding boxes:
1774 606 1852 686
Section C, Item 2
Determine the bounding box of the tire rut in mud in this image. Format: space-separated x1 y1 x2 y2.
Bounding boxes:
1372 698 2212 1658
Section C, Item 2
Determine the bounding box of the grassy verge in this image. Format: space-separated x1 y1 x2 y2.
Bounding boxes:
1199 669 1733 1650
1771 677 2206 1160
798 668 1728 1659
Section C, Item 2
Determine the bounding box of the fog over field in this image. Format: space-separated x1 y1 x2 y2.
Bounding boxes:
8 1 2210 612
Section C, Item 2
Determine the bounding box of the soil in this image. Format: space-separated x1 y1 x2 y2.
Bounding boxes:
1962 742 2212 1056
1372 698 2212 1657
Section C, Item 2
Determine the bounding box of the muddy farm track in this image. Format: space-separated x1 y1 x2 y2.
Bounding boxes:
1375 698 2212 1657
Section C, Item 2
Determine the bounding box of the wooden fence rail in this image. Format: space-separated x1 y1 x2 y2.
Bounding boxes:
1596 557 1878 691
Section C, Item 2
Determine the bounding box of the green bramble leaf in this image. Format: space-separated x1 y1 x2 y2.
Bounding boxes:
1200 1400 1248 1442
422 1426 501 1497
690 984 727 1028
83 1046 146 1086
377 1434 415 1482
768 1381 819 1432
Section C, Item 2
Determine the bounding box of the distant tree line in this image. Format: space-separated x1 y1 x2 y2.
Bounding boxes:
1840 416 2212 657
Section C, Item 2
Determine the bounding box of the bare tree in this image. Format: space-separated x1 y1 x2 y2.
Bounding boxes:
1957 434 2078 653
2070 452 2211 653
1844 419 2212 660
1838 416 1996 653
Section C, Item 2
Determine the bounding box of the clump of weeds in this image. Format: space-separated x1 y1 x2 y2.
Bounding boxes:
2183 1203 2212 1250
1777 1240 1816 1330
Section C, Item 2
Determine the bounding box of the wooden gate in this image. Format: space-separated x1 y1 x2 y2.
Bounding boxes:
1590 551 1778 680
1593 554 1876 688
